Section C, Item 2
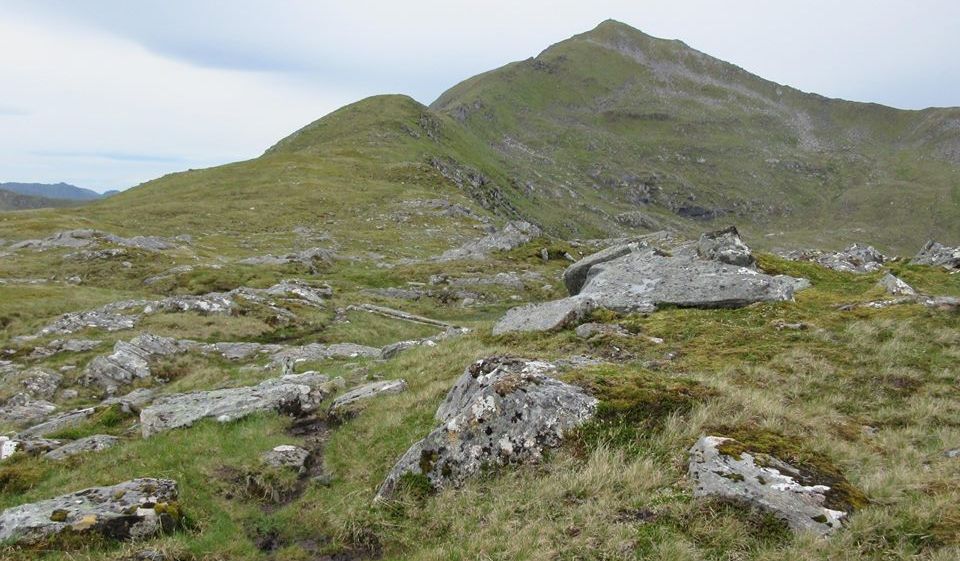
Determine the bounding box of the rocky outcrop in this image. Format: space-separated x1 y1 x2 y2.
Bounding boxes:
785 244 886 274
28 338 103 359
696 226 755 268
379 327 469 359
17 407 95 438
17 368 63 400
139 372 340 437
239 247 335 271
376 357 596 499
0 478 179 545
0 436 62 461
330 379 407 412
262 445 310 472
495 233 800 335
83 334 196 393
0 394 57 427
688 436 857 536
9 230 179 253
437 221 542 261
878 273 916 296
44 434 120 461
911 240 960 270
267 343 381 368
492 296 597 336
38 300 146 336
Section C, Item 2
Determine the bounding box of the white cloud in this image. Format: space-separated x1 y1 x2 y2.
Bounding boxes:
1 0 958 191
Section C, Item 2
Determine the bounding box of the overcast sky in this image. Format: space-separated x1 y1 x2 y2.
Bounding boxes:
2 0 959 193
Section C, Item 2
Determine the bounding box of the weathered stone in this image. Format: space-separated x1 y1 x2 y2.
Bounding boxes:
330 379 407 412
17 407 96 438
697 226 755 268
39 300 146 336
261 445 310 472
563 242 638 295
688 436 853 536
139 373 337 437
206 341 280 361
376 357 596 499
0 436 62 461
878 273 916 296
0 478 178 544
492 296 597 336
911 240 960 270
63 248 127 261
83 334 196 393
0 393 57 427
437 221 542 261
44 434 120 461
142 265 194 286
574 322 631 339
378 327 468 359
239 247 335 270
9 229 99 251
19 368 63 399
268 343 381 367
101 388 156 414
29 338 103 359
785 244 886 274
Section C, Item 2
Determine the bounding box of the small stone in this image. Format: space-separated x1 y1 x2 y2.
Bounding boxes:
262 445 310 472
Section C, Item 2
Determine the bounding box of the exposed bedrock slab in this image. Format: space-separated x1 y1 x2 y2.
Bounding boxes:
330 379 407 413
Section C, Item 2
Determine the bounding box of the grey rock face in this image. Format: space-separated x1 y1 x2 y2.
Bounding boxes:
785 244 886 274
17 407 96 438
697 226 756 268
563 242 638 295
9 229 99 251
39 300 146 336
139 372 336 437
28 338 103 359
330 379 407 412
262 445 310 472
267 343 381 367
878 273 916 296
911 240 960 270
0 478 178 545
19 368 63 399
83 334 196 393
44 434 120 461
0 436 62 461
376 357 596 499
0 394 57 427
688 436 852 536
438 221 542 261
492 296 597 336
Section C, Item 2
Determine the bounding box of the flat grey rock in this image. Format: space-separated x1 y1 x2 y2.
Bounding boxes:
878 273 916 296
563 242 638 295
28 338 103 359
376 357 596 499
17 407 96 438
261 445 310 472
268 343 381 367
330 379 407 412
139 372 337 437
0 478 178 545
83 334 197 394
44 434 120 461
0 436 62 461
688 436 853 536
18 367 63 400
492 295 598 336
0 393 57 427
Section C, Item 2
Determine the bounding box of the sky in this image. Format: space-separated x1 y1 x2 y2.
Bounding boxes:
1 1 959 193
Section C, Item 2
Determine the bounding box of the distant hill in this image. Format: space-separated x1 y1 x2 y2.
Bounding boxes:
0 188 79 211
0 182 103 201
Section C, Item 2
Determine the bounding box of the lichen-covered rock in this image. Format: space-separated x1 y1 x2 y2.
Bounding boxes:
0 393 57 427
376 357 596 499
83 334 196 393
261 445 310 472
38 300 146 336
139 373 338 437
0 436 62 461
18 368 63 400
911 240 960 270
0 478 179 545
267 343 381 367
688 436 858 536
697 226 756 268
330 379 407 412
492 296 598 336
878 273 916 296
563 242 638 295
437 221 542 261
28 338 103 359
17 407 95 438
44 434 120 461
785 244 886 274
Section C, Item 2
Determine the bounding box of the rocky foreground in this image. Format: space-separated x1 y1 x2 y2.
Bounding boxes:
0 224 957 559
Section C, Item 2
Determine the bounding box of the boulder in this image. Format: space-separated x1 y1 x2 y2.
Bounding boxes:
17 407 96 438
44 434 120 460
376 357 596 499
0 393 57 427
492 296 597 336
0 478 179 545
688 436 855 536
0 436 62 461
785 244 886 274
83 334 196 393
18 368 63 400
261 445 310 472
39 300 146 336
563 242 639 296
878 273 916 296
911 240 960 270
437 221 542 261
139 372 338 437
330 379 407 412
697 226 755 268
28 338 103 359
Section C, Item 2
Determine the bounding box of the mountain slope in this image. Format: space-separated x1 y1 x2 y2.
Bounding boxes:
0 188 78 211
430 20 960 251
0 182 102 201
